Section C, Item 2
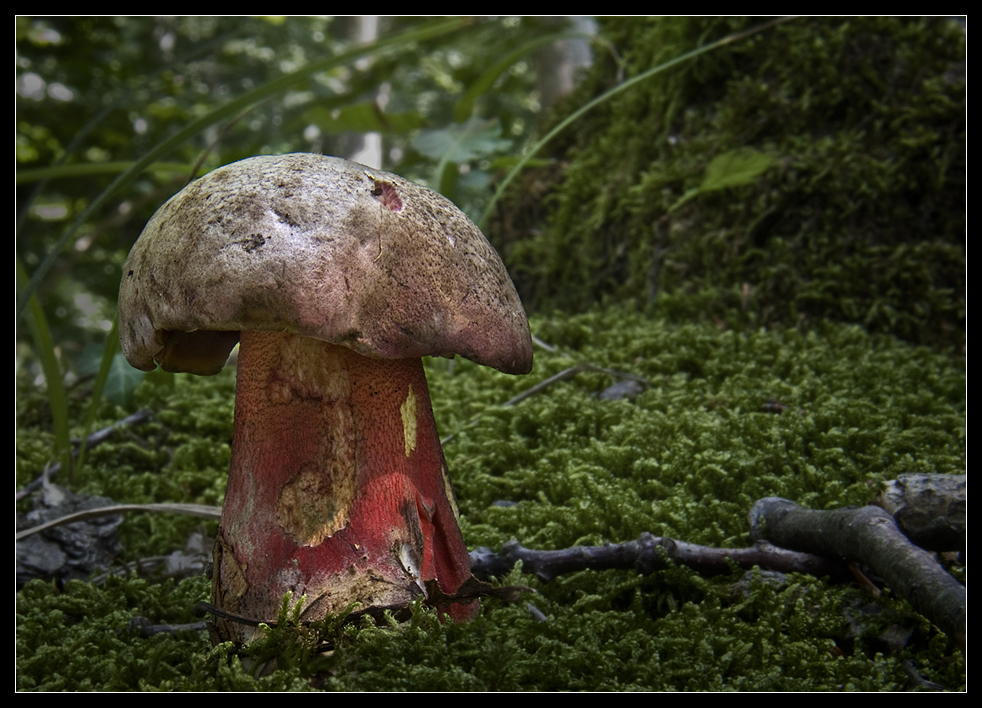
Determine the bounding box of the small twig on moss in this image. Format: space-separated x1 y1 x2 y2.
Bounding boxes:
16 502 221 541
123 616 209 638
442 363 649 444
502 363 648 407
469 533 852 584
17 408 155 501
531 333 560 353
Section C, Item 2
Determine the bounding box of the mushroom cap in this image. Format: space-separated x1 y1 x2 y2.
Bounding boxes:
118 154 532 376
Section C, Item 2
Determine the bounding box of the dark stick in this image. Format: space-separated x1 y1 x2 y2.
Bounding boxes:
469 532 852 583
748 497 965 650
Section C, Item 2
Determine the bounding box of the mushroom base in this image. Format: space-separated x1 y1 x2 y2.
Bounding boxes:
210 330 477 644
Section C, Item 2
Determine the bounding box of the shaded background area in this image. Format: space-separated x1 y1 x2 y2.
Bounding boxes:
492 17 965 350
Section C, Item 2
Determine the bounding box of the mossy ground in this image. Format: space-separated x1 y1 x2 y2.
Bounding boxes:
16 15 964 693
16 304 965 691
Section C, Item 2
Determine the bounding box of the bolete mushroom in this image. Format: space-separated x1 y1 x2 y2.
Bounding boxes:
117 153 532 644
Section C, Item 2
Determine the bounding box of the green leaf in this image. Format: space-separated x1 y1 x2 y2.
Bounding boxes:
17 257 71 479
73 316 123 479
668 147 776 213
700 147 776 191
412 116 513 193
101 350 146 409
412 116 513 164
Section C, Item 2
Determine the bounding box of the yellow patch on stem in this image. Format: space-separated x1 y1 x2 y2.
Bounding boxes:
400 384 418 457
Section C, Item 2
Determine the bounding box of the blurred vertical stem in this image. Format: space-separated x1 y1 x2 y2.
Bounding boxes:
73 315 121 479
17 257 72 480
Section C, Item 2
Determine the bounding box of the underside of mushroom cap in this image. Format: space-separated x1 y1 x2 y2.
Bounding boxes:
118 153 532 376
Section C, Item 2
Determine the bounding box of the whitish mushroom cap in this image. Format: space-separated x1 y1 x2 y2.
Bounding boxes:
118 154 532 376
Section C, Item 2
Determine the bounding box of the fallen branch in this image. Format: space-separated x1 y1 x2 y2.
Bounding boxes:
469 533 852 583
748 497 965 649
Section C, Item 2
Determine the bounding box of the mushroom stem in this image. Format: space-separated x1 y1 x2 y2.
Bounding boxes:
211 330 477 643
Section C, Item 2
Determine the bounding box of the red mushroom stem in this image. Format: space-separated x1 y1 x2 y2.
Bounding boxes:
211 330 477 643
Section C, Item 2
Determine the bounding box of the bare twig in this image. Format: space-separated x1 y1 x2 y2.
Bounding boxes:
16 502 221 541
502 363 648 407
124 616 210 638
469 533 852 584
17 408 155 501
442 363 649 444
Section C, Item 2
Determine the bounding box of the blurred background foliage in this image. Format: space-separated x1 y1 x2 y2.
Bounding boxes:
17 16 592 397
16 16 964 415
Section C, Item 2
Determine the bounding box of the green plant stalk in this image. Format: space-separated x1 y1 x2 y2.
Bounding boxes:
16 16 467 320
72 315 121 480
453 30 586 123
478 16 798 229
17 257 72 480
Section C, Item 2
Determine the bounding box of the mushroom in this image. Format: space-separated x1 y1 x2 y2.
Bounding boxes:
117 153 532 644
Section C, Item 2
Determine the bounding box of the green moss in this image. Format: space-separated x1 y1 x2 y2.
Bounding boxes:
15 574 321 691
439 307 963 553
16 367 235 562
494 17 965 349
17 308 964 690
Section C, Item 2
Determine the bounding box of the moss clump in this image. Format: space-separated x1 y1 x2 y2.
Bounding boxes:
494 17 965 350
16 367 234 568
15 574 321 691
440 306 964 552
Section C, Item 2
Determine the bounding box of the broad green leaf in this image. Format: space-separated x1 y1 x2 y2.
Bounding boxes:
700 147 775 191
102 351 149 409
668 147 776 213
412 116 513 164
